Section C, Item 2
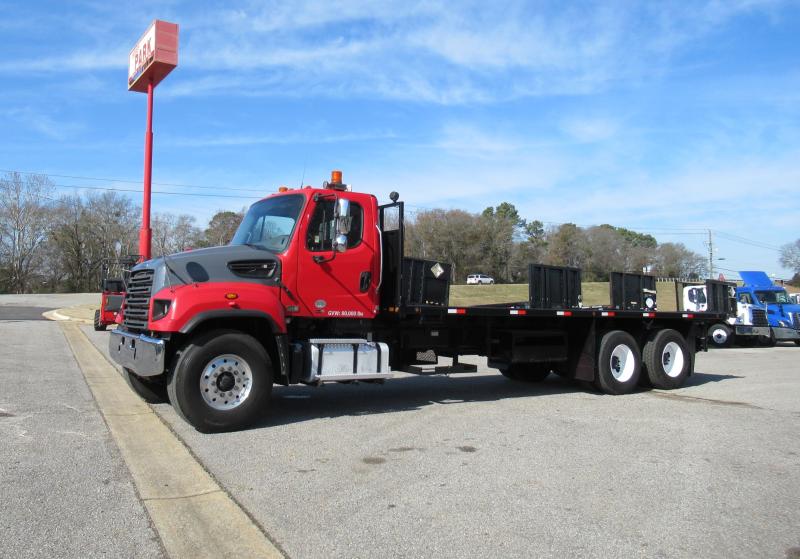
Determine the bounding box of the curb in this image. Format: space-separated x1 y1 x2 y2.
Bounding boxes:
43 308 94 325
60 323 284 559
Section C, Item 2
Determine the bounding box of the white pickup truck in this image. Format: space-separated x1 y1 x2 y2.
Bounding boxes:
683 285 771 347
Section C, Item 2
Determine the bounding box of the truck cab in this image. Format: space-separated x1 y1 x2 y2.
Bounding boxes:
683 284 770 347
736 271 800 345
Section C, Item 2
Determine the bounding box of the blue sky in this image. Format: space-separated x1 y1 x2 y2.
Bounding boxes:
2 0 799 278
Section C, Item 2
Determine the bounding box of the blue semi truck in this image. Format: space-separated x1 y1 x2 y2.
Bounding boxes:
736 271 800 346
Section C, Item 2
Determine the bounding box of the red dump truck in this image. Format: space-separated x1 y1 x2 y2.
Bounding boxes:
109 171 726 432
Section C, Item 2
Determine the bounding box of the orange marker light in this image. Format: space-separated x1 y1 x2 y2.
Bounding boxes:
331 170 342 184
278 186 289 192
225 293 239 300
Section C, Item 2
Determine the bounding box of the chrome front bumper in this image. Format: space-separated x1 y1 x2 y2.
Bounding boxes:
734 325 771 337
109 329 166 377
772 327 800 341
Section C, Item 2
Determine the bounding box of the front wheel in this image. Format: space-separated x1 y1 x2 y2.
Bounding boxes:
759 330 777 347
167 330 273 433
123 368 168 403
594 330 641 395
93 309 107 331
707 323 731 348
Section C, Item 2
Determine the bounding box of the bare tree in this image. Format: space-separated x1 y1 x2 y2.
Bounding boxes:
0 172 54 293
49 192 139 292
780 240 800 276
405 209 484 283
152 213 202 257
653 242 706 279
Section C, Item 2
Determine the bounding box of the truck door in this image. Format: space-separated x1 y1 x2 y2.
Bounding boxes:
295 194 379 319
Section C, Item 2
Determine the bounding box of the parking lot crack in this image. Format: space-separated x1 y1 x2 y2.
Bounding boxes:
143 488 223 502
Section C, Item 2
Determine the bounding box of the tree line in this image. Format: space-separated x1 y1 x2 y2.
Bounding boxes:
405 202 708 283
1 171 712 293
0 172 243 293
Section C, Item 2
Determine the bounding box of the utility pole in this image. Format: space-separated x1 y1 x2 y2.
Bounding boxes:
706 229 714 279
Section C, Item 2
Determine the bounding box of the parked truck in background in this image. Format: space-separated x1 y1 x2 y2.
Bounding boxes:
108 171 728 432
735 271 800 346
683 284 770 347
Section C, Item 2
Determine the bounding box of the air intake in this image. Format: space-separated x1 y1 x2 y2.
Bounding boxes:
228 260 276 279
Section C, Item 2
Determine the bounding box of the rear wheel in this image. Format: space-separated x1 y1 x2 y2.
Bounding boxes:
501 363 551 382
594 330 641 395
642 329 690 389
167 330 273 433
707 323 731 348
123 368 168 403
93 309 107 331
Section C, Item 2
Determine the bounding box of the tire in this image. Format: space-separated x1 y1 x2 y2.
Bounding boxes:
594 330 641 395
794 340 800 346
93 309 107 331
759 330 777 347
488 280 494 285
707 323 730 348
123 368 168 403
167 329 273 433
501 363 551 382
642 329 690 389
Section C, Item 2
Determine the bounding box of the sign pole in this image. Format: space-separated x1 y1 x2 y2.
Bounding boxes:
140 78 154 261
128 19 178 262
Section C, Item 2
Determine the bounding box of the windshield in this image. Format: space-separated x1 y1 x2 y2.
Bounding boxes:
231 194 305 253
754 290 791 304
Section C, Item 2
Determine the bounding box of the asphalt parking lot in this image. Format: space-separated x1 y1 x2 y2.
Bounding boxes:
2 296 799 558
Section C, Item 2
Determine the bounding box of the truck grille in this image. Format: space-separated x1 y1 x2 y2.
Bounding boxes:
751 308 768 327
123 269 154 332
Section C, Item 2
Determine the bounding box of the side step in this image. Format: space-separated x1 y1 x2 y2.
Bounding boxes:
405 355 478 376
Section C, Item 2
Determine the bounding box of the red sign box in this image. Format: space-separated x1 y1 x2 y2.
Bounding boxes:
128 20 178 92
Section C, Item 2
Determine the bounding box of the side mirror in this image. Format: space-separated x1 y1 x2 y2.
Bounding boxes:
334 234 348 253
335 198 351 234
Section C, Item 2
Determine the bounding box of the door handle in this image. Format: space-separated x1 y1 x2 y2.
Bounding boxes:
360 271 371 293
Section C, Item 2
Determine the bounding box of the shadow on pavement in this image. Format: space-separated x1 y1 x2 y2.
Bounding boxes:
249 373 584 430
683 371 743 387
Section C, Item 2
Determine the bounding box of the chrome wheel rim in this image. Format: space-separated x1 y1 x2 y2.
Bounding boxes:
199 354 253 411
661 341 685 378
609 344 635 382
711 328 728 344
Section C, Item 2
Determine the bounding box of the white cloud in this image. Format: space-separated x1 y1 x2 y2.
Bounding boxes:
560 117 620 143
4 0 790 104
3 108 84 141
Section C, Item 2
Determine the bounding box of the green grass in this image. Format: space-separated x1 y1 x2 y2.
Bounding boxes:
449 281 682 310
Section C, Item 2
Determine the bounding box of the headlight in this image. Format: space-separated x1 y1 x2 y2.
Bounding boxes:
151 299 172 321
777 320 788 327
